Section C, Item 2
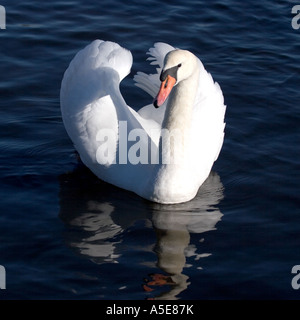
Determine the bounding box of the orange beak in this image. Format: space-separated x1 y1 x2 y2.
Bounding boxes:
153 75 176 108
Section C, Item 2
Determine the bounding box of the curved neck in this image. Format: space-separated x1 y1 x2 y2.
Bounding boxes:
162 66 199 132
159 65 199 165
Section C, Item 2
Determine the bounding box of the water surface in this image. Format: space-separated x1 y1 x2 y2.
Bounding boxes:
0 0 299 299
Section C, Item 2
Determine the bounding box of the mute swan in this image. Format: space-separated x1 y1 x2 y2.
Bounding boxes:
60 40 226 204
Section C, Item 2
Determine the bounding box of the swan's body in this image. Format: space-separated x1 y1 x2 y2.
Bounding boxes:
60 40 226 204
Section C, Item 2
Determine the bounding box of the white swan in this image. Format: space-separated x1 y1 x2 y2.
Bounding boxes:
60 40 226 204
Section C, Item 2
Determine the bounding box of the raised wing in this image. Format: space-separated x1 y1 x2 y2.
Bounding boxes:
134 42 175 98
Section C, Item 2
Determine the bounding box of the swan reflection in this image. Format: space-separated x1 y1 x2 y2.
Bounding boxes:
66 202 122 263
59 166 224 299
145 172 223 299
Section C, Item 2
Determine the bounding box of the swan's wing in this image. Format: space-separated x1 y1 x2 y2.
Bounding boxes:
134 42 175 98
147 42 176 70
60 40 160 190
134 43 175 126
191 59 226 168
60 39 133 129
60 40 135 166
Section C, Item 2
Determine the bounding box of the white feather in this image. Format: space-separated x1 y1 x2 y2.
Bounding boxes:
60 40 226 204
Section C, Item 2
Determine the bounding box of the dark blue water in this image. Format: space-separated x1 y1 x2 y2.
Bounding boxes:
0 0 299 300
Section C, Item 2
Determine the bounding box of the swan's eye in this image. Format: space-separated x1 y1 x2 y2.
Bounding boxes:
177 63 182 68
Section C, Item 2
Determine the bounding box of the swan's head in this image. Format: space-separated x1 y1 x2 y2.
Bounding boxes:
153 49 198 108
